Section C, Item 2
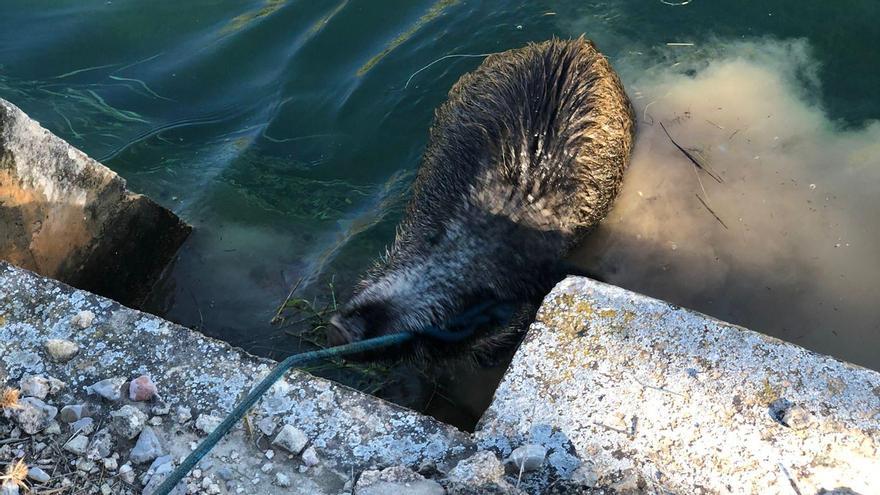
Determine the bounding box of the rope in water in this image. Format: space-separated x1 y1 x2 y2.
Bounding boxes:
153 300 514 495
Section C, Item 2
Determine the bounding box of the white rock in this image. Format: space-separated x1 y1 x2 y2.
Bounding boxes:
109 405 148 439
506 444 547 472
43 420 61 435
19 375 50 399
275 473 291 487
448 451 506 486
257 416 277 436
71 310 95 329
13 397 58 434
118 463 135 484
44 339 79 362
59 404 87 423
27 466 50 483
271 425 308 455
195 414 222 435
85 377 125 401
301 446 319 467
783 404 814 430
354 466 445 495
70 417 95 435
174 406 192 423
130 426 163 464
64 435 89 455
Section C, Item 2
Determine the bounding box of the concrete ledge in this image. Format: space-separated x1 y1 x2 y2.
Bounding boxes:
0 98 190 307
0 262 473 493
477 277 880 494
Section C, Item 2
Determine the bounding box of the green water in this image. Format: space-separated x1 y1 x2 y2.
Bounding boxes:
2 1 879 426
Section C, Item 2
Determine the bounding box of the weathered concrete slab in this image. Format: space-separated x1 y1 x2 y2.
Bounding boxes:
0 98 190 307
0 262 474 493
477 276 880 494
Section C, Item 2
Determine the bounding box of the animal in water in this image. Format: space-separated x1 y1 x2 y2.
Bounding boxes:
328 37 635 356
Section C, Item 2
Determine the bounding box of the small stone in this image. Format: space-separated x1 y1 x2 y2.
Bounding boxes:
75 458 95 473
783 404 814 430
59 404 87 423
100 483 112 495
43 421 61 435
148 416 163 426
71 310 96 329
195 414 222 435
257 416 277 436
147 455 173 476
87 428 114 459
354 466 445 495
13 397 58 434
27 466 50 483
506 444 547 472
174 406 192 424
86 377 125 401
103 457 118 471
130 426 163 464
260 462 274 473
44 339 79 362
275 473 291 487
110 405 148 439
265 450 274 460
192 468 203 479
142 468 186 495
301 446 319 467
70 417 95 435
271 425 308 455
19 375 50 399
64 435 89 455
129 375 158 401
47 377 65 395
448 450 506 486
118 464 135 484
151 401 170 416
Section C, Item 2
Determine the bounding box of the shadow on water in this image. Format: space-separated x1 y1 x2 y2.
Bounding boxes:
1 0 879 430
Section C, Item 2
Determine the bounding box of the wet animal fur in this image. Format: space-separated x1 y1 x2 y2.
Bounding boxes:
329 38 635 358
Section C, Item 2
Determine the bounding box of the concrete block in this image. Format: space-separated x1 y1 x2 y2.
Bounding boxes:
477 276 880 494
0 98 189 307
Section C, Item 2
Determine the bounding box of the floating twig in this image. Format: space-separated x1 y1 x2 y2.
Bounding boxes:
659 121 723 183
271 276 304 324
404 53 496 89
695 194 729 229
705 119 725 130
